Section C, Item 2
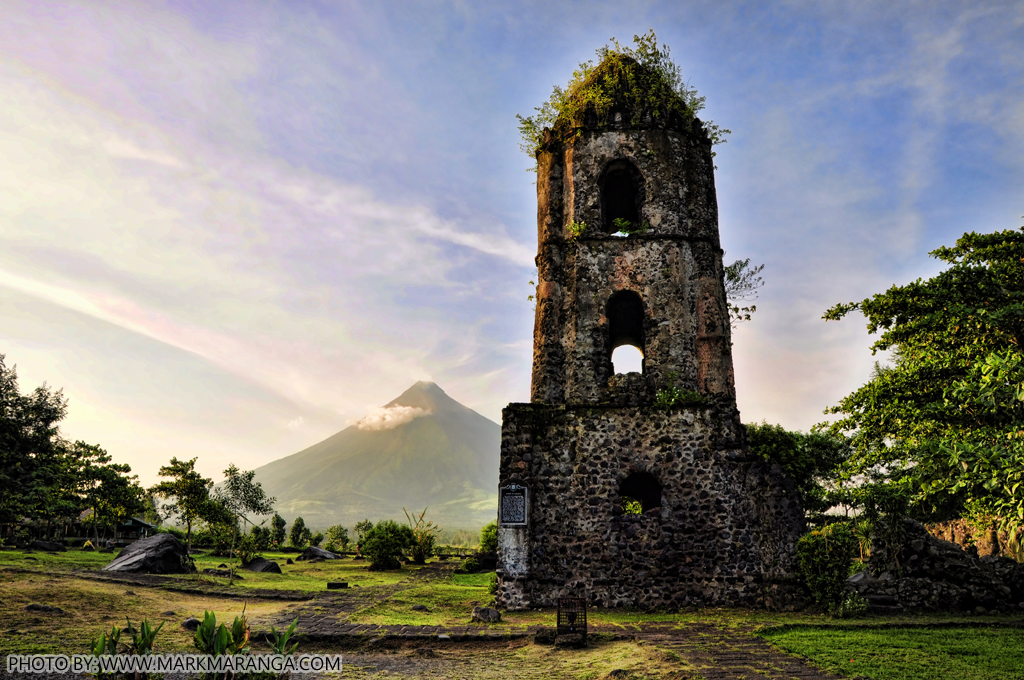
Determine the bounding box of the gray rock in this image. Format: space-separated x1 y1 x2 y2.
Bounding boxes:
182 617 200 631
102 534 194 574
29 540 65 552
554 633 586 648
24 603 63 614
242 557 282 574
471 606 501 623
161 611 175 616
296 546 339 561
534 628 557 645
411 604 429 611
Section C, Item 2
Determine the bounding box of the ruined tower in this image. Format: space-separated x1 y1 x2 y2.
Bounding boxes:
496 56 804 610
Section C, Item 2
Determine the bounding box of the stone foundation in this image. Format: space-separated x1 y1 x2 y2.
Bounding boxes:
495 402 805 610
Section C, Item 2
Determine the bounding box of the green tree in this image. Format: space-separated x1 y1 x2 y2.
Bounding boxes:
150 457 212 552
270 513 287 547
309 531 323 547
289 516 309 548
210 464 275 583
725 257 765 326
354 519 374 544
479 520 498 553
746 422 851 521
323 525 349 552
822 226 1024 531
0 354 70 525
360 520 414 571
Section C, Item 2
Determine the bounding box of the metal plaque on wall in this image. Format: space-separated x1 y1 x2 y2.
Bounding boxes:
499 484 528 526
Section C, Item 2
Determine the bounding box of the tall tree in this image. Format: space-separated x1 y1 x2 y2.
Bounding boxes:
212 464 275 583
150 457 212 552
822 226 1024 530
0 354 69 525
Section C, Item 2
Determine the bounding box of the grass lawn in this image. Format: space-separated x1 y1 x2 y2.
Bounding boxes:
761 625 1024 680
0 571 292 655
4 547 1024 679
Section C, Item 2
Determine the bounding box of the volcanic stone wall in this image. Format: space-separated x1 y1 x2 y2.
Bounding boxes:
531 126 734 406
496 402 805 610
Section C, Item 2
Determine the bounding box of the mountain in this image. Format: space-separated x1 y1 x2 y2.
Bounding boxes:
251 382 500 530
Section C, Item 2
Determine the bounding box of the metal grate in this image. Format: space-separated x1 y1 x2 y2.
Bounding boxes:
556 597 587 638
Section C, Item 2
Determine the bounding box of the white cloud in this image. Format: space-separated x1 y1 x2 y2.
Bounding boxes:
356 405 431 431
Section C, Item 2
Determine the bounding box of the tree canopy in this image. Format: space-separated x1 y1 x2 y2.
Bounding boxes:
822 226 1024 529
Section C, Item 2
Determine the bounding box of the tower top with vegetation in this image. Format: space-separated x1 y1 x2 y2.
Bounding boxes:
517 31 729 158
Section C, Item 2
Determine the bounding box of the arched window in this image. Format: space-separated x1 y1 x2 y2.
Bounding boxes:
620 472 662 514
611 345 643 374
607 290 645 374
599 161 644 233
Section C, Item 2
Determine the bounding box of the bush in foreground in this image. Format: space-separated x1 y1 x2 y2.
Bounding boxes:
361 520 414 570
796 522 858 612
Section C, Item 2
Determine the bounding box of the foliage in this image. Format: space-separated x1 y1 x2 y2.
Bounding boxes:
611 218 650 235
150 457 213 552
567 220 587 243
193 609 250 679
621 497 642 514
796 523 859 611
270 513 287 547
653 386 707 408
830 592 868 619
123 617 164 655
457 555 481 573
404 507 441 564
745 422 850 518
309 531 323 547
210 464 275 584
488 571 499 595
724 257 765 326
821 227 1024 533
89 617 163 678
266 618 300 656
354 519 374 544
516 31 729 160
324 524 350 552
289 517 310 548
479 520 498 553
361 519 414 570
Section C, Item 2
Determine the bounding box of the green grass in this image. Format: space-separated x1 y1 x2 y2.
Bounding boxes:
761 625 1024 680
0 548 423 592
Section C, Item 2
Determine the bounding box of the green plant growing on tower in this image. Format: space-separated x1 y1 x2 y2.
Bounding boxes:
516 31 729 165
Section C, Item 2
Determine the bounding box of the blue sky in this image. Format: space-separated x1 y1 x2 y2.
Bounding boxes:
2 0 1022 485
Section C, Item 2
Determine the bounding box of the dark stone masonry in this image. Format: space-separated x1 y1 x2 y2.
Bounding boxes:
496 65 805 610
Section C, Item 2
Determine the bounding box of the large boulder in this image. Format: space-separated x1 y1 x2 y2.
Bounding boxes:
242 557 282 573
296 546 339 561
848 518 1024 613
29 540 66 552
102 533 195 574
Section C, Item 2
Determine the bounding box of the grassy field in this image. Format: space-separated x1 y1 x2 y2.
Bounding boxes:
3 546 1024 679
761 625 1024 680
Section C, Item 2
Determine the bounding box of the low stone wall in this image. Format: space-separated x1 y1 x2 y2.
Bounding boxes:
848 519 1024 613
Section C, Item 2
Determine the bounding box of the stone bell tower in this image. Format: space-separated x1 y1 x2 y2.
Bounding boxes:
495 59 804 610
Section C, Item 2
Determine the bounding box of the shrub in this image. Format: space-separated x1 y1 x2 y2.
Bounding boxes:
324 525 350 552
309 531 324 548
404 507 441 564
360 520 414 570
480 520 498 553
488 572 499 595
458 555 481 573
796 522 858 610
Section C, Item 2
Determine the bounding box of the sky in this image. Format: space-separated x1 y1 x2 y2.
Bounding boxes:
2 0 1023 486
